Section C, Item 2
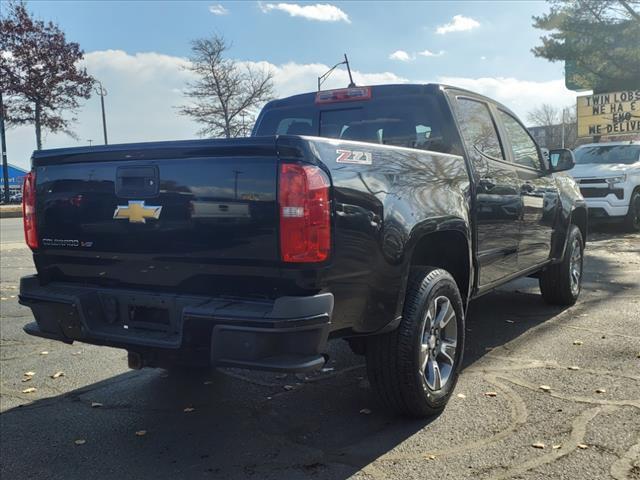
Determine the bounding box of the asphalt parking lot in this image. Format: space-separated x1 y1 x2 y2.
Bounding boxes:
1 216 638 480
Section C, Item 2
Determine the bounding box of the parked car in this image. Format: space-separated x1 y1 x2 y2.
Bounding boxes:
10 192 23 204
567 142 640 231
19 84 586 417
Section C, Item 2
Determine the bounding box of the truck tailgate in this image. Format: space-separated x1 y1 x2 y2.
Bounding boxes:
32 138 281 295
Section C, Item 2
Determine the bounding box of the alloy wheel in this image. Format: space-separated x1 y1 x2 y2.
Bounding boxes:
419 296 458 391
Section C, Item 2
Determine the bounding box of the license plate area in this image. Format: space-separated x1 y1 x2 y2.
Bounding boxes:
96 292 178 336
127 305 170 332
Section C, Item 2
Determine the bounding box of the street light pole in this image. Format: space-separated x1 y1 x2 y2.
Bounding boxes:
561 108 566 149
95 81 108 145
0 90 10 204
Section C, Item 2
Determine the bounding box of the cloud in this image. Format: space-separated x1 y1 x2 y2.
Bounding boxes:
208 4 229 15
4 49 577 170
436 15 480 34
418 49 444 57
389 50 413 62
258 2 350 23
4 50 404 169
437 76 579 121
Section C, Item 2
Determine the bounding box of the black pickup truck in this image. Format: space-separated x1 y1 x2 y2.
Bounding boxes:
20 84 586 417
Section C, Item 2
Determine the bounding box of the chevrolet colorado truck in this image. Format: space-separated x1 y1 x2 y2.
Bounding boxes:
19 84 587 417
568 142 640 231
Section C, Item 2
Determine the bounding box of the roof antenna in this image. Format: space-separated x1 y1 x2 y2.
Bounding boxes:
317 54 357 91
344 54 356 88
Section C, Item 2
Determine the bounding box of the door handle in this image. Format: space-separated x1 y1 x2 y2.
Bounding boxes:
479 178 495 191
521 182 534 193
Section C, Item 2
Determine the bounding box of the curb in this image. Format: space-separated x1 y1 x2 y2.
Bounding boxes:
0 208 22 219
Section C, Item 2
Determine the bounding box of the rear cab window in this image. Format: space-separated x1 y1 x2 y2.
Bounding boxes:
254 87 459 155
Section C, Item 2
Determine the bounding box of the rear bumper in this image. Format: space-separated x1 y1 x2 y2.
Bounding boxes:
19 275 332 373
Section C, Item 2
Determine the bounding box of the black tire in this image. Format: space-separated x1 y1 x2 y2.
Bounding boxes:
365 267 465 418
623 189 640 232
539 224 584 306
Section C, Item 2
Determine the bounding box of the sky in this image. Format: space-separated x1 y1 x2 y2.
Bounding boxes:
2 0 582 170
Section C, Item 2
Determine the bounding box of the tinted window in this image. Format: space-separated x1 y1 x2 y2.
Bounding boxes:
255 94 455 154
575 145 640 165
498 110 541 170
454 98 504 161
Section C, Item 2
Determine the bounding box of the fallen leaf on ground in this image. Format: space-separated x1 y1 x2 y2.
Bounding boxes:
484 391 498 397
183 407 195 413
532 443 545 449
359 408 372 415
91 402 103 408
74 439 86 445
552 445 562 449
24 371 35 377
40 351 49 355
577 444 588 449
71 351 82 356
539 385 551 392
135 430 147 437
573 340 583 346
567 366 580 371
22 387 36 394
456 393 466 399
427 455 436 460
51 371 64 379
595 388 606 394
21 377 32 383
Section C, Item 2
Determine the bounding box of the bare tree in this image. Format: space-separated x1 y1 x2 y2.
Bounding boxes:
527 104 562 128
528 103 577 148
0 1 94 150
178 35 274 138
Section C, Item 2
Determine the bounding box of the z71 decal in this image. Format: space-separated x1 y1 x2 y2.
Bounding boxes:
336 149 373 165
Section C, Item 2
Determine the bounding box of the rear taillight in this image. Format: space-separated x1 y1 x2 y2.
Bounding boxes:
279 163 331 263
22 171 39 250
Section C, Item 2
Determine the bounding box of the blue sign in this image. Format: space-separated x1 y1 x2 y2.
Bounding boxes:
3 164 28 187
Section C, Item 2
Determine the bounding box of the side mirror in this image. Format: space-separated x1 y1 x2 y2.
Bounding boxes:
549 148 575 172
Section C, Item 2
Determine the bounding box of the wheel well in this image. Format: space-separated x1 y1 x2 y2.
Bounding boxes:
571 207 588 243
410 230 471 301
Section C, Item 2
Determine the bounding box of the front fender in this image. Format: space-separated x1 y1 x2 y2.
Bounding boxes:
550 175 587 262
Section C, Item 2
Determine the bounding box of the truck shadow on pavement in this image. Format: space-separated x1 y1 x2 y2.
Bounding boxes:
1 238 634 480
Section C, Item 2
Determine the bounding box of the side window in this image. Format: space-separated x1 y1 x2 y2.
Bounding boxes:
498 110 542 170
455 98 504 162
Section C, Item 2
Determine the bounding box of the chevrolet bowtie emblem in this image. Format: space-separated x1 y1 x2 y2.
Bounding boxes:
113 201 162 223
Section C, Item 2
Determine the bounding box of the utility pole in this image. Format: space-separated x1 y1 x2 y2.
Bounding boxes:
87 139 93 146
0 90 10 204
95 81 108 145
561 108 566 149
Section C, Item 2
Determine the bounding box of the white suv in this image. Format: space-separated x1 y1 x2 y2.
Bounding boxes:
569 142 640 231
